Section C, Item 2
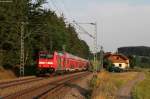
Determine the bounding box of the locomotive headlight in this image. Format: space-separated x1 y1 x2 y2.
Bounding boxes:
39 62 45 64
47 62 53 64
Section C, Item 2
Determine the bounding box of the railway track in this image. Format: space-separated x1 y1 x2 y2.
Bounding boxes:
0 76 35 85
34 72 89 99
0 77 44 89
1 71 90 99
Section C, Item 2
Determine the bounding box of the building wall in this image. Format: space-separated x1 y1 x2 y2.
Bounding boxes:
113 63 129 69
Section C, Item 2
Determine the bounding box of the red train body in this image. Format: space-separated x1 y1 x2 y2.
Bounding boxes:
37 51 90 74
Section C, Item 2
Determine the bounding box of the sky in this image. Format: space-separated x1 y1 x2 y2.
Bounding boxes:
44 0 150 52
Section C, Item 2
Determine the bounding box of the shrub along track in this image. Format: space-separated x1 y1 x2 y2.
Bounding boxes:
116 72 145 99
1 71 90 99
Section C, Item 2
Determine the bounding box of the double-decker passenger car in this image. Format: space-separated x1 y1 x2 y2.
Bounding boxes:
37 51 90 74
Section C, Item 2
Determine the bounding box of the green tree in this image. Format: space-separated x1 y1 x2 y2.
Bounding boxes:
0 0 91 75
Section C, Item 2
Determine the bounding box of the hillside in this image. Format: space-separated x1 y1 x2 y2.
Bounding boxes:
118 46 150 57
118 46 150 68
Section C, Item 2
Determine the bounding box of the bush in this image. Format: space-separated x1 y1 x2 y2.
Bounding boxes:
3 63 13 69
24 65 37 76
108 66 123 72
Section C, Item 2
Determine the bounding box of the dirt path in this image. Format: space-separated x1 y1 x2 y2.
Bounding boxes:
116 72 145 99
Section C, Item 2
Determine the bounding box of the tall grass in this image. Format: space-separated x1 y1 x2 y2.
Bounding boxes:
89 71 138 99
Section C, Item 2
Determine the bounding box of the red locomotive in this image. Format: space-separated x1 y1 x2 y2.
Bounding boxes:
37 51 90 74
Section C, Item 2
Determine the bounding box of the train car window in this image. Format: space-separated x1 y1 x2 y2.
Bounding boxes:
67 60 69 64
79 65 82 68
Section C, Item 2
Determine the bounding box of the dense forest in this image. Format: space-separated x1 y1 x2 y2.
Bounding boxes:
0 0 90 74
118 46 150 68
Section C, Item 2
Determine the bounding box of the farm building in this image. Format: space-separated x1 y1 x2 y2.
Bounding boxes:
104 53 130 69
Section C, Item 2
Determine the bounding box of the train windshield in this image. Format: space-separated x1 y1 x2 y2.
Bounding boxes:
39 54 53 59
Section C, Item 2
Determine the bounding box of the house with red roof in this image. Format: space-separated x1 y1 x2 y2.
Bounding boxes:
104 53 130 69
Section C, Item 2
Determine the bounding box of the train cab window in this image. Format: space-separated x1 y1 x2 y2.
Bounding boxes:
47 54 53 59
39 54 53 59
39 54 47 58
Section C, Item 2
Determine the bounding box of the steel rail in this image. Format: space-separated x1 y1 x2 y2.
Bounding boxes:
0 77 44 89
35 72 89 99
2 72 89 99
0 77 36 85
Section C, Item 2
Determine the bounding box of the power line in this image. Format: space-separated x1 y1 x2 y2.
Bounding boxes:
73 21 95 39
47 1 98 55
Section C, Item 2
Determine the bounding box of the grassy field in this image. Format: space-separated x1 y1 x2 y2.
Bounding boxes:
132 70 150 99
89 71 138 99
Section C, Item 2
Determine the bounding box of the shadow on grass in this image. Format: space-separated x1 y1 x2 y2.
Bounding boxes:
65 83 92 99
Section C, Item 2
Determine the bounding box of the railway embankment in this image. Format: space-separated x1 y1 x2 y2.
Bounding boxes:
0 67 16 80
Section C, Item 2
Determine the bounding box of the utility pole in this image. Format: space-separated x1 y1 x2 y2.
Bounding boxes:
88 22 97 72
93 22 97 72
20 22 25 76
19 22 46 76
100 46 103 71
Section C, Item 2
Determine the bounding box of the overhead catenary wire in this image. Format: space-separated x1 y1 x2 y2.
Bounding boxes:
49 0 72 24
52 1 95 38
72 20 95 39
45 0 96 48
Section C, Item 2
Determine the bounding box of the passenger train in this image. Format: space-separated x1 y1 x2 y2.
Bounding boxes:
37 51 90 74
